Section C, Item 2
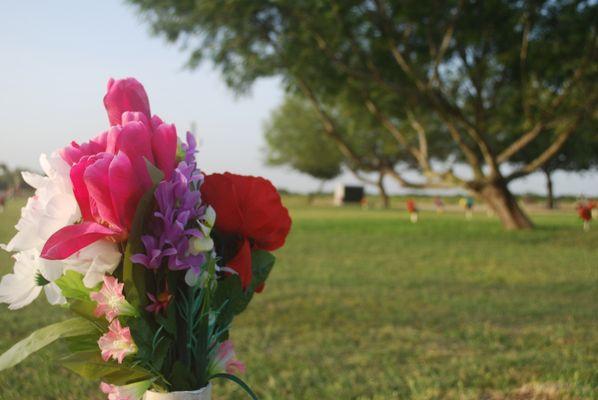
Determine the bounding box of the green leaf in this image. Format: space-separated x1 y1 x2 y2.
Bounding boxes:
151 335 171 372
68 299 108 329
123 185 157 308
128 317 155 363
64 334 100 354
213 274 244 327
55 271 96 301
209 373 259 400
169 361 197 391
102 368 154 386
61 351 152 384
0 318 97 371
61 351 118 379
246 250 275 297
155 300 177 336
144 157 165 185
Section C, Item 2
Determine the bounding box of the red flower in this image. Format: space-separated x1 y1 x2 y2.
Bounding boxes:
201 173 291 290
578 204 592 222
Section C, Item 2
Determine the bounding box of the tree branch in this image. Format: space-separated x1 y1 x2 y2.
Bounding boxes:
506 115 584 182
294 76 378 171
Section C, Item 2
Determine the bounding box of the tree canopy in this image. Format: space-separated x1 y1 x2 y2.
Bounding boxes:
129 0 597 228
264 95 343 182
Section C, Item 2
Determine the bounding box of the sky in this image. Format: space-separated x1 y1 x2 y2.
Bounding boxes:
0 1 596 197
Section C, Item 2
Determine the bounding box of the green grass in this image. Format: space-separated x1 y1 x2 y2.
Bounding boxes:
0 197 596 399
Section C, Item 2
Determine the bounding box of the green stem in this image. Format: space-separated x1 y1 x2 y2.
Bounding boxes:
208 373 259 400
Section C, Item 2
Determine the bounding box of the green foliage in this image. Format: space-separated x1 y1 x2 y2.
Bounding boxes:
213 274 244 332
55 270 98 301
123 186 156 309
213 250 276 333
0 318 97 372
264 95 343 181
61 350 152 385
243 250 275 310
144 157 165 185
209 373 259 400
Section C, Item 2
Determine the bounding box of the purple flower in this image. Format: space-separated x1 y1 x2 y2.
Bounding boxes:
132 134 210 275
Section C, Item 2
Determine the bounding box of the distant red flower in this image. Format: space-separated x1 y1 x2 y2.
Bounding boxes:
577 204 593 222
406 199 417 214
201 173 291 290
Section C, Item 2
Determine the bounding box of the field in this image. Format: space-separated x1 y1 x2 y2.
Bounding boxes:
0 197 596 399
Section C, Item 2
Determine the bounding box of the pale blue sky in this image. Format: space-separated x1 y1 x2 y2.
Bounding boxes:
0 1 596 197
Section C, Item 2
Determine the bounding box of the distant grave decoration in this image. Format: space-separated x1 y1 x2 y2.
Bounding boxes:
333 184 365 206
577 202 594 231
406 199 418 223
460 196 475 220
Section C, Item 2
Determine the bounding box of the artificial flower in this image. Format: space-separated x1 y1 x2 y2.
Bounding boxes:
132 135 208 277
41 77 178 261
98 319 137 364
0 153 121 309
100 380 152 400
0 250 62 309
208 340 246 376
145 284 173 315
201 173 291 289
91 276 138 321
2 153 79 252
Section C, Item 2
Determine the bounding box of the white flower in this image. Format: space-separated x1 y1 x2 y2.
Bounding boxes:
2 153 79 252
199 205 216 237
0 250 61 309
0 152 122 309
63 240 122 288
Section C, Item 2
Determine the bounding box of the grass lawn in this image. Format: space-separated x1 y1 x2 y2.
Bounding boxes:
0 197 596 399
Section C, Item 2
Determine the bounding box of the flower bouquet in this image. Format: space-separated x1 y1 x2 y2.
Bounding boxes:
0 78 291 399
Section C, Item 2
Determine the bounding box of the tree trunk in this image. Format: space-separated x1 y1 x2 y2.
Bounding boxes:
542 168 555 209
476 180 534 229
377 174 390 209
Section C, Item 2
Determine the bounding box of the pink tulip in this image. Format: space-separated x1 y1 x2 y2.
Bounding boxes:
41 152 143 259
42 78 178 260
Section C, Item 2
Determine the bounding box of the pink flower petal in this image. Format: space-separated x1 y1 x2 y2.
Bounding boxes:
84 154 121 228
41 222 116 260
108 152 144 231
104 78 151 126
70 156 93 221
152 122 177 179
106 121 155 188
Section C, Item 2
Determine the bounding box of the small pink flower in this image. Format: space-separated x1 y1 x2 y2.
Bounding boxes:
98 319 137 364
209 340 246 376
100 380 151 400
90 276 136 321
146 284 172 315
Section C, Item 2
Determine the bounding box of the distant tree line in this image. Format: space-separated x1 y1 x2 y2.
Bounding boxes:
0 163 27 194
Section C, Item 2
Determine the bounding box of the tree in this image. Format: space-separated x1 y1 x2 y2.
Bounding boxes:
264 95 403 208
129 0 597 229
264 95 343 198
511 126 598 208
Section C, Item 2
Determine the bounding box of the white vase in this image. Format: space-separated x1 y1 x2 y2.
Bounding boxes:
144 384 211 400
